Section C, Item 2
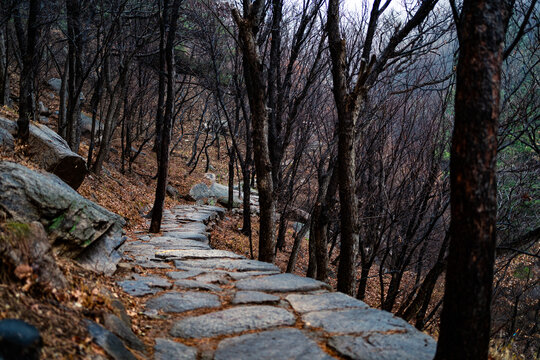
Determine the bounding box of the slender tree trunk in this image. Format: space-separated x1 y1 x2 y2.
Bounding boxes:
227 151 234 211
58 57 69 138
87 68 103 168
150 0 182 233
327 0 361 295
0 28 10 106
17 0 41 142
241 166 252 236
232 4 276 263
435 0 510 358
152 0 166 156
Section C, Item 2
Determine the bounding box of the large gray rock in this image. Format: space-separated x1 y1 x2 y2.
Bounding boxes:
328 332 436 360
146 291 221 313
154 338 197 360
0 117 87 189
236 273 330 292
188 182 241 207
48 78 85 102
166 185 180 200
0 221 66 289
0 126 14 151
80 112 103 138
0 162 125 274
214 328 334 360
169 306 296 338
211 183 241 207
188 183 213 201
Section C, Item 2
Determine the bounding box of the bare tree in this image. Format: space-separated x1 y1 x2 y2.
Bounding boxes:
435 0 512 358
150 0 183 232
232 1 276 262
17 0 41 142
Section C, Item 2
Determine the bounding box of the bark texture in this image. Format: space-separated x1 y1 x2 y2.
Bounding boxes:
435 0 510 358
232 2 276 263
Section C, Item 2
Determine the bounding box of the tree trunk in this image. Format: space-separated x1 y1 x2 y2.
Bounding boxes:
65 0 85 153
232 4 276 263
150 0 182 233
227 151 234 211
435 0 509 358
241 166 252 236
58 57 69 138
152 0 166 156
17 0 41 142
0 28 10 106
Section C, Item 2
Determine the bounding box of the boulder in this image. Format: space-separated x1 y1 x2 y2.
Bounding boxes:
80 112 103 138
0 221 67 288
211 183 242 207
0 162 126 274
166 185 180 200
38 101 50 116
47 78 62 93
0 126 14 151
188 182 241 207
0 319 42 360
0 117 87 189
188 183 213 201
48 78 85 102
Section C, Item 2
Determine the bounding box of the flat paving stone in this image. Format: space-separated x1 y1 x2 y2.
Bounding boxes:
104 314 145 352
194 273 230 284
226 270 281 280
286 292 368 313
143 237 210 248
214 328 334 360
163 232 208 242
131 274 171 288
146 291 221 313
155 249 244 260
167 269 205 280
303 308 412 334
85 320 136 360
328 332 436 360
117 280 160 297
174 258 279 272
133 260 171 269
170 305 296 338
154 338 197 360
236 273 329 292
174 279 222 292
232 291 280 305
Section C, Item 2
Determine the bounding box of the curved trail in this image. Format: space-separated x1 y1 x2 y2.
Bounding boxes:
113 205 435 359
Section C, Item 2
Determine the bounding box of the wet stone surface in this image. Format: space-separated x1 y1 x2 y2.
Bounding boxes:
286 292 368 313
169 306 296 338
235 273 330 292
328 332 436 360
145 291 221 313
154 338 197 360
214 328 334 360
231 291 280 305
112 205 436 360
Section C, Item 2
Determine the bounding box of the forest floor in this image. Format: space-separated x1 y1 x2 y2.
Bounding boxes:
0 87 533 359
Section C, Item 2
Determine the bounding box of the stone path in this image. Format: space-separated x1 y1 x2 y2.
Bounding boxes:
97 205 436 359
